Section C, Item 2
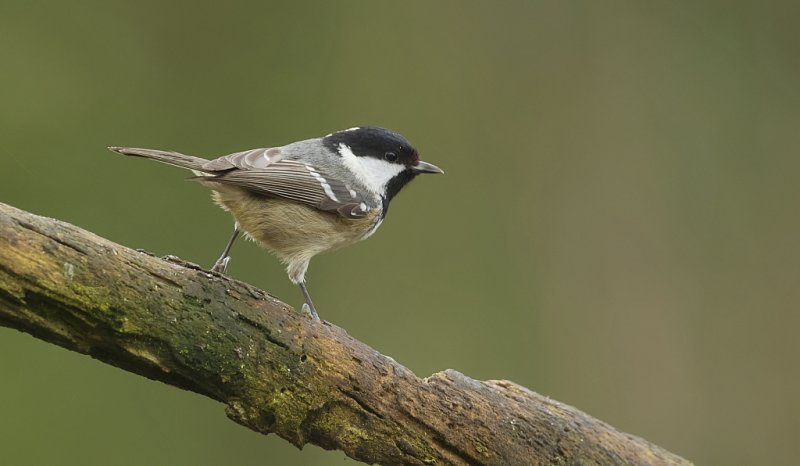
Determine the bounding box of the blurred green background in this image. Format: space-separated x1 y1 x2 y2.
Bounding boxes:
1 1 798 465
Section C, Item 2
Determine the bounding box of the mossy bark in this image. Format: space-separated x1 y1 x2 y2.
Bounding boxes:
0 202 692 466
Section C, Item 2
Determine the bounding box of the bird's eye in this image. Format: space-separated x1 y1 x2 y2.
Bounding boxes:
384 151 398 162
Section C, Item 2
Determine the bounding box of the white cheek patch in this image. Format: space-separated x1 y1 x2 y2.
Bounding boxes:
337 143 405 196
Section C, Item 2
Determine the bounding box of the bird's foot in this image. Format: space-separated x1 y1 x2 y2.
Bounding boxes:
301 303 320 321
211 256 230 274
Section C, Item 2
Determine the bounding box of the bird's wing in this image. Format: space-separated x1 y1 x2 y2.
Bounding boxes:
200 147 286 171
199 150 373 219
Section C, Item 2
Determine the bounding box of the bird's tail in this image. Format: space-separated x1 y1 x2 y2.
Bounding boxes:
108 146 207 171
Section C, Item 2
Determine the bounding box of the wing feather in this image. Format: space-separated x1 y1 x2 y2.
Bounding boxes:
201 147 285 171
204 157 372 219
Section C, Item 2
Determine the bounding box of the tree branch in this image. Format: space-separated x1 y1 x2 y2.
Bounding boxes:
0 202 691 466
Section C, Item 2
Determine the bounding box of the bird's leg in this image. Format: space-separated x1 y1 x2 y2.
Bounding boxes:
211 225 240 274
288 260 319 320
298 281 320 320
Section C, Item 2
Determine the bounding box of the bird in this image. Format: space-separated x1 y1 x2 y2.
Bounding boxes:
109 126 443 320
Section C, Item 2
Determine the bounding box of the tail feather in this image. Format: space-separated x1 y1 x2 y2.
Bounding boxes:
108 146 207 171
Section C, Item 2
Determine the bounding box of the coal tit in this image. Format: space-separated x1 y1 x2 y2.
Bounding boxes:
110 127 443 319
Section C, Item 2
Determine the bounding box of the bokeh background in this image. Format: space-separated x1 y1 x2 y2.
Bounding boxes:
1 1 798 465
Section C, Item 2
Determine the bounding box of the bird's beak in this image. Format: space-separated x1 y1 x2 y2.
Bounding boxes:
412 160 444 174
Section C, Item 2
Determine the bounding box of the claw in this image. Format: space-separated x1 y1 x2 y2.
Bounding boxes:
211 256 230 274
211 227 240 274
301 303 320 321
